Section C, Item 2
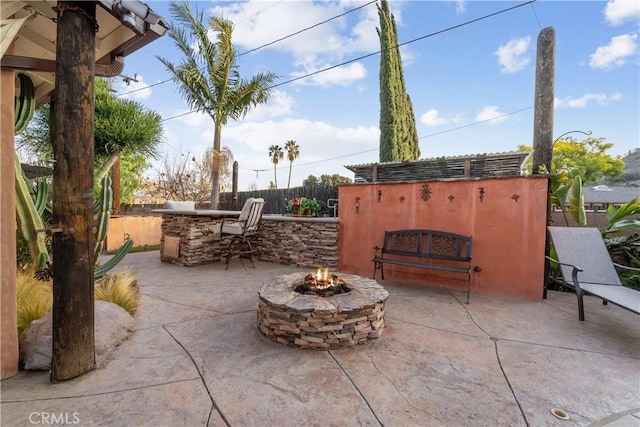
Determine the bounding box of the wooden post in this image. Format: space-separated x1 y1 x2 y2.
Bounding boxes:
532 27 555 175
51 1 96 381
532 27 555 299
232 160 238 210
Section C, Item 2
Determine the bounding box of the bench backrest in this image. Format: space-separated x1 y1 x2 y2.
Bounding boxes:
382 229 472 262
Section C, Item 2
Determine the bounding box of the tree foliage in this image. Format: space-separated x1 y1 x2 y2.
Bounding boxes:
302 174 353 187
150 147 234 204
519 136 625 184
377 0 419 163
16 78 163 204
285 140 300 189
158 1 277 207
268 144 284 189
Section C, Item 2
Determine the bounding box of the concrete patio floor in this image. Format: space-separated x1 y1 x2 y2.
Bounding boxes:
2 251 639 426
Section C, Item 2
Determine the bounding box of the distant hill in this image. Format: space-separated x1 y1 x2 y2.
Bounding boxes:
602 148 640 185
622 148 640 178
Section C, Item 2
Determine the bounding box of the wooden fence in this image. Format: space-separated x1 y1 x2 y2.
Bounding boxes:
219 185 339 215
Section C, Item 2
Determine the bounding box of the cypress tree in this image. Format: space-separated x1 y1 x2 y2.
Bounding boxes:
377 0 420 162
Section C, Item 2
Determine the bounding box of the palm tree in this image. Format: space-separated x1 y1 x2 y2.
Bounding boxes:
269 144 284 189
158 1 277 208
285 140 300 189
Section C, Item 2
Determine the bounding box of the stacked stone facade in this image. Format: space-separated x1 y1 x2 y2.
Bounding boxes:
159 214 339 269
257 273 388 349
255 217 339 269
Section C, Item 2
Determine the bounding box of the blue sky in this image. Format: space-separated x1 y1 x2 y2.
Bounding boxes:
114 0 640 190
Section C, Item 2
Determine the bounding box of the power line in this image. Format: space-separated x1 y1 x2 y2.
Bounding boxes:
116 1 376 97
158 0 536 122
250 106 535 172
268 0 536 89
238 0 376 57
235 0 284 26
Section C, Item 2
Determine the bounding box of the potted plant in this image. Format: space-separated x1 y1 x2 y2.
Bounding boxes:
287 197 319 217
287 197 301 216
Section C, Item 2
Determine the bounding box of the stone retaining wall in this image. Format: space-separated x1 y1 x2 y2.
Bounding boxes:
255 217 339 269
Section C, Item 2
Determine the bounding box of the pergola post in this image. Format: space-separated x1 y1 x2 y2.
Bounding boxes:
51 1 97 382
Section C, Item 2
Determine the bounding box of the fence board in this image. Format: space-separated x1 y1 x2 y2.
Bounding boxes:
219 185 339 215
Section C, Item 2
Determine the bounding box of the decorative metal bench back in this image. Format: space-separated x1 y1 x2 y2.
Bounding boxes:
382 229 472 262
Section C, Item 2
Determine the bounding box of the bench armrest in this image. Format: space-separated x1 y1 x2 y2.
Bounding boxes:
372 246 382 259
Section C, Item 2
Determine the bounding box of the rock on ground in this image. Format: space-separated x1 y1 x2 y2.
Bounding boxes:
19 301 134 371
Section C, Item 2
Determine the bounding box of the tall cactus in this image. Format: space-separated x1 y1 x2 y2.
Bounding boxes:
94 175 113 260
14 73 49 269
15 151 50 269
93 174 133 278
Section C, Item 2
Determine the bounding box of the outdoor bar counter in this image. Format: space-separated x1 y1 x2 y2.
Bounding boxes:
155 209 339 268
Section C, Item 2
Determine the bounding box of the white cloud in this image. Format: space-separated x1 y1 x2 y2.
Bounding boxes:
244 90 295 120
289 62 367 87
420 109 463 127
175 110 211 128
589 33 638 69
475 106 508 124
210 1 380 88
494 36 531 74
555 92 623 109
604 0 640 26
447 0 467 14
116 75 152 100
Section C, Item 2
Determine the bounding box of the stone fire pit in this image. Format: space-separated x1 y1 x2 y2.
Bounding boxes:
257 272 389 349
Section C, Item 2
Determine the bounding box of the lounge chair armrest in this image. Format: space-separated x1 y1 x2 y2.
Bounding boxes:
545 255 584 272
613 262 640 272
545 255 584 290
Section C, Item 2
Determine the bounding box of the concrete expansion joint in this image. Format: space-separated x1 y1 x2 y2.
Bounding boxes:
161 325 231 426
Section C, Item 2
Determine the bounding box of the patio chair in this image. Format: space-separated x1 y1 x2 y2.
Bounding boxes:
547 226 640 321
214 197 265 270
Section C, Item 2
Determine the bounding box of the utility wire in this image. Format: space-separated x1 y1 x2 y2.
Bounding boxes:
246 106 535 171
117 1 376 97
268 0 536 89
158 0 536 121
235 0 284 25
239 0 376 56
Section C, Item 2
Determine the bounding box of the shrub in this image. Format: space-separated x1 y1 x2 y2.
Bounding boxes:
17 268 139 335
16 266 52 336
94 269 139 314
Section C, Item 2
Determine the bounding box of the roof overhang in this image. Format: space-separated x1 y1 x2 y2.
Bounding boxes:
1 0 167 106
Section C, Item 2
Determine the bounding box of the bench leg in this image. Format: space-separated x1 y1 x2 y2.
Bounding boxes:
372 260 384 280
465 275 470 304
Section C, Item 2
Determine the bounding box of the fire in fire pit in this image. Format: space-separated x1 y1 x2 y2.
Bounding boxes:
293 268 351 297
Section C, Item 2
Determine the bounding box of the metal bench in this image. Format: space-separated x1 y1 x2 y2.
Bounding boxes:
548 226 640 321
372 229 473 303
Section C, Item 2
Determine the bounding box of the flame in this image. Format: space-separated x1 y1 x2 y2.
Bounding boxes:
314 267 333 287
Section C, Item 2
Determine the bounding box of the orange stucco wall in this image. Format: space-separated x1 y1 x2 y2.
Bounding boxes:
338 176 549 300
1 65 18 378
105 216 162 251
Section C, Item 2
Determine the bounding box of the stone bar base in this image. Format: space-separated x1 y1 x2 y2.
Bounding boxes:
159 213 339 268
257 273 388 350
